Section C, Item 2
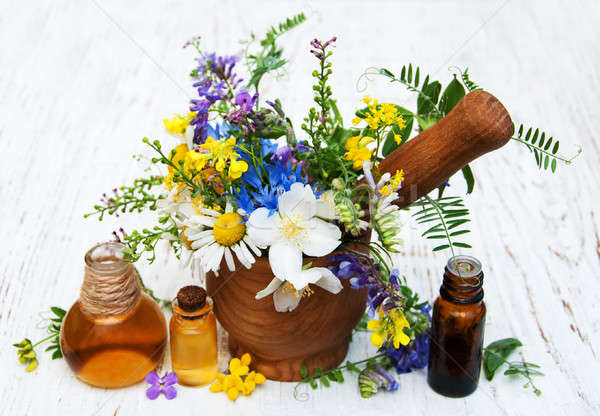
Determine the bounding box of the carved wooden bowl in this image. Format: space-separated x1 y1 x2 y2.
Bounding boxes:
206 253 367 381
207 90 513 382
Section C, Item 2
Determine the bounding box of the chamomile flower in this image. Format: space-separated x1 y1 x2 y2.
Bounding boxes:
183 202 261 274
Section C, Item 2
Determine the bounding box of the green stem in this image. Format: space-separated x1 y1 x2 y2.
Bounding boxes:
32 334 56 348
510 137 580 164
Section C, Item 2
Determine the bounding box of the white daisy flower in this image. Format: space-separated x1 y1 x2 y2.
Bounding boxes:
183 202 261 275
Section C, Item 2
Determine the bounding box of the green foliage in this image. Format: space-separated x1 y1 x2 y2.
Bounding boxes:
121 216 181 263
459 67 481 92
483 338 543 396
511 124 581 173
294 354 387 400
244 13 306 91
13 306 66 372
412 195 472 256
84 176 164 220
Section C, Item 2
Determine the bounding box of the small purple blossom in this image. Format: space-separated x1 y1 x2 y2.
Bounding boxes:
235 90 258 113
145 372 178 400
310 37 337 61
359 365 399 397
329 253 403 316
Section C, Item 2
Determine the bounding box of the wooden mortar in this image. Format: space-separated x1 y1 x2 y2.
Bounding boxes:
207 89 513 381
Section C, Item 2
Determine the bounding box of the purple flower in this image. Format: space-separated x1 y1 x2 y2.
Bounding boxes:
235 90 258 113
385 332 430 374
309 37 337 61
145 372 178 400
358 365 399 398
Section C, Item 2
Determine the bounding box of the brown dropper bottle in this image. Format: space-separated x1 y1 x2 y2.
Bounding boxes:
427 255 486 397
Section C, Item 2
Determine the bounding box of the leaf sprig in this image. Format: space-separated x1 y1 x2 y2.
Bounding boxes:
13 306 66 372
294 354 388 400
483 338 543 396
244 13 306 91
120 216 181 263
412 195 471 256
84 176 164 220
511 124 581 173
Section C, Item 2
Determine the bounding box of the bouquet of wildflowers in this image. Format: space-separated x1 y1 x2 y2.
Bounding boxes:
85 13 573 394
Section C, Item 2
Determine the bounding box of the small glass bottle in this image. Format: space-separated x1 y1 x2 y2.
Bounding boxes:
170 285 218 386
60 242 167 388
427 255 486 397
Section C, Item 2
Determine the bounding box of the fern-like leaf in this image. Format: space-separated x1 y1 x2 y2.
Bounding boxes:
511 124 580 173
460 67 481 92
411 195 472 256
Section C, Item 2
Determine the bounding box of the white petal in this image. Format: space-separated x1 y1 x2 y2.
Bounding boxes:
243 236 262 257
190 234 215 249
199 207 222 218
239 241 256 266
273 287 302 312
268 241 302 281
224 247 235 271
231 244 251 269
186 229 212 240
313 268 343 294
247 207 279 248
210 245 225 272
315 200 336 220
190 215 217 227
278 183 315 216
255 277 284 299
299 218 341 257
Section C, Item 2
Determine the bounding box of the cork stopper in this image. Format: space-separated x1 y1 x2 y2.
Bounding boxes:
176 285 207 312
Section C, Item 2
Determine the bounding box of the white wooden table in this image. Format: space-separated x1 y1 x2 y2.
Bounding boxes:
2 0 599 414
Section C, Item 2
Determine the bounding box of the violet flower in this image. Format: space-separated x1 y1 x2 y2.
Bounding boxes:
145 372 178 400
358 365 399 398
235 90 258 114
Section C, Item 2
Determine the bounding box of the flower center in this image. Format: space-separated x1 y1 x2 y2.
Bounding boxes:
280 214 308 245
282 282 314 299
213 212 246 247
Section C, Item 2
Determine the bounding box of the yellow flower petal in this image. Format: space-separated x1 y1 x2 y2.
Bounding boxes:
241 353 252 367
254 372 266 384
227 387 239 401
209 380 224 393
366 319 381 331
242 379 256 396
370 331 385 348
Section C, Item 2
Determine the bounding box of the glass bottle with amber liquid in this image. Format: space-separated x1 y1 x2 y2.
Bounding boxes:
427 255 486 397
60 242 167 388
170 285 218 386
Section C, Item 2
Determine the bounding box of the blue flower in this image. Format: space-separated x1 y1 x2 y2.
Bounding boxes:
385 332 430 374
233 185 255 216
252 185 281 216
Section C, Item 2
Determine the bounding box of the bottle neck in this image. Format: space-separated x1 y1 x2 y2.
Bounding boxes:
80 242 141 317
171 300 212 326
440 256 484 304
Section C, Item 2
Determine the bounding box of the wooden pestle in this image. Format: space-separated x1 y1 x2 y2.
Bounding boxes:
376 90 514 208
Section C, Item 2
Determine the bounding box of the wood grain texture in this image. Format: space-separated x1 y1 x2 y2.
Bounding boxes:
378 90 513 207
206 253 367 382
1 0 599 415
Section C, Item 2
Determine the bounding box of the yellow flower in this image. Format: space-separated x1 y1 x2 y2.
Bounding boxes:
361 95 372 105
163 112 195 136
227 387 239 401
344 135 375 170
378 169 405 196
352 117 362 125
360 98 406 131
209 353 267 401
229 357 249 376
367 307 410 349
164 143 190 190
228 159 248 179
394 134 402 145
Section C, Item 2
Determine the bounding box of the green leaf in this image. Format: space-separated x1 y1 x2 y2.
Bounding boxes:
483 338 523 380
417 81 442 115
52 349 62 360
300 364 308 378
50 307 66 318
309 379 318 389
379 68 395 78
432 244 450 251
382 106 414 156
461 164 475 194
346 361 360 373
416 115 439 131
320 376 330 387
439 75 466 115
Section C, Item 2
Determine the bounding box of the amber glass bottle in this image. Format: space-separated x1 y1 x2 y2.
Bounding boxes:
427 255 486 398
60 242 167 388
170 285 218 386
